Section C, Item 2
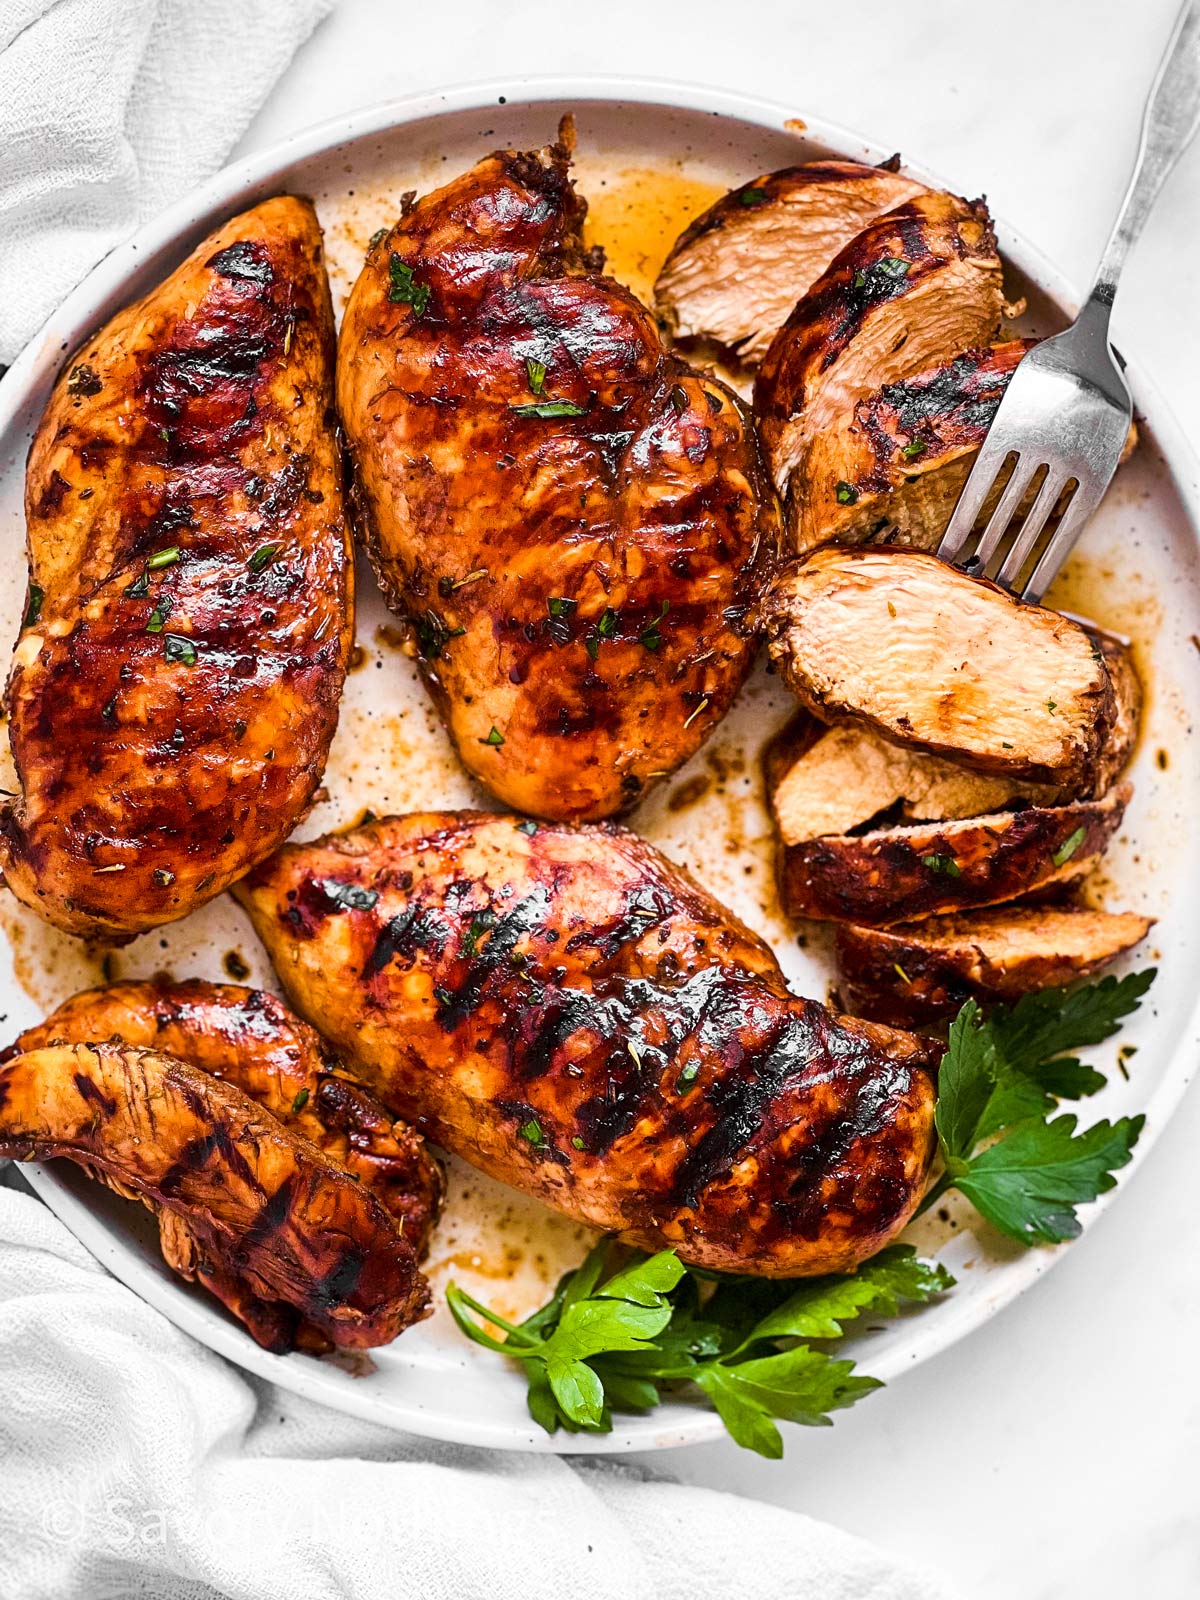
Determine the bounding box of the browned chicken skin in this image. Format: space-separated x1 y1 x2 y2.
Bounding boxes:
1 197 351 939
337 136 777 822
234 812 937 1278
0 1042 429 1349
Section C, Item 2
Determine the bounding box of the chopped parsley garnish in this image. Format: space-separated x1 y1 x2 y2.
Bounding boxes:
834 482 858 505
368 227 388 251
414 610 466 660
518 1117 545 1147
147 546 180 570
877 256 910 278
525 357 547 395
921 853 962 877
516 819 539 836
571 1135 585 1151
162 633 197 666
738 186 768 205
639 600 670 653
461 910 496 958
481 725 505 747
126 571 151 598
22 585 44 628
248 543 281 573
901 437 927 460
547 596 577 617
1051 826 1087 868
510 400 587 419
291 1088 310 1113
145 597 173 633
677 1061 699 1089
586 607 620 661
1047 699 1058 713
318 879 380 912
387 253 430 317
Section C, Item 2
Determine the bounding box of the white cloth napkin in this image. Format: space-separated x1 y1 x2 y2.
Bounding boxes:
0 0 335 367
0 1179 952 1600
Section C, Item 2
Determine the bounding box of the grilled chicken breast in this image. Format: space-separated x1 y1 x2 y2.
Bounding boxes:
0 1042 428 1349
234 812 937 1277
757 547 1116 788
337 136 776 823
655 160 927 367
10 980 444 1258
754 191 1004 514
778 785 1129 927
1 197 351 940
835 906 1154 1027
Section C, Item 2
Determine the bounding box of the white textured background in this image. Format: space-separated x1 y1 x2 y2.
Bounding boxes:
234 4 1200 1596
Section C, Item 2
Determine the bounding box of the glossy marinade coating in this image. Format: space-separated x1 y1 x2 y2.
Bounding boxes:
235 812 936 1277
2 197 352 939
9 979 444 1255
337 138 777 822
0 1042 429 1348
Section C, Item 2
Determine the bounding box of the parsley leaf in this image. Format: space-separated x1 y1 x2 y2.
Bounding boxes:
928 973 1152 1241
387 253 430 317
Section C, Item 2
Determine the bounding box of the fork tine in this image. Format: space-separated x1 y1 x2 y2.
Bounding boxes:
936 437 1016 564
1022 475 1108 603
973 455 1044 571
994 468 1071 591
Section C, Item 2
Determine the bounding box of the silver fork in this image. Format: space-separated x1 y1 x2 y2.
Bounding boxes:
938 0 1200 603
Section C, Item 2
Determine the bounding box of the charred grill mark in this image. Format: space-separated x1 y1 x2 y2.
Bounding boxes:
207 241 275 284
440 888 550 1025
309 1246 366 1310
73 1072 117 1117
234 1171 297 1258
565 884 670 959
365 904 451 976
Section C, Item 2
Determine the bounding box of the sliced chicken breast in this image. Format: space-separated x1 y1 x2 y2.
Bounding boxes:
654 160 928 366
765 711 1067 847
778 785 1129 927
835 906 1154 1026
756 546 1116 788
754 191 1004 507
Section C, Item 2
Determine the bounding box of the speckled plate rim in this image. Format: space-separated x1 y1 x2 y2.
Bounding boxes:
4 74 1200 1453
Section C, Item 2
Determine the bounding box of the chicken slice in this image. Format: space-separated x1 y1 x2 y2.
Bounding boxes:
10 979 444 1257
233 812 936 1278
654 160 928 366
835 906 1154 1027
337 134 777 823
0 1043 429 1349
778 786 1129 927
794 341 1138 555
754 190 1004 516
1 197 352 940
765 711 1068 846
756 546 1116 788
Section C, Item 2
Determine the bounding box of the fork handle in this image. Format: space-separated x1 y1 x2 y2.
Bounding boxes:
1090 0 1200 310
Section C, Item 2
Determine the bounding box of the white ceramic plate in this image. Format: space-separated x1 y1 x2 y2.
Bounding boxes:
2 78 1198 1454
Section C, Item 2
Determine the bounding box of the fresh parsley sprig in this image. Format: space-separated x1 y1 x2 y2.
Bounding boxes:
919 969 1152 1242
449 1241 952 1458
